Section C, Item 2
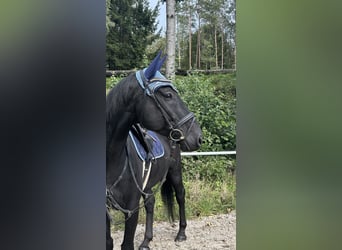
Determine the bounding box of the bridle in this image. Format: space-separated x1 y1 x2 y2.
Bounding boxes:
136 69 196 143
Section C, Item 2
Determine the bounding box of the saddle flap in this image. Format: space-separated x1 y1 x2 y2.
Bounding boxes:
129 129 164 162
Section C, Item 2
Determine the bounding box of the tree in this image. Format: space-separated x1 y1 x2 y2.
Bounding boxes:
188 2 192 70
106 0 114 34
176 0 196 70
161 0 236 71
195 0 202 69
201 0 225 69
106 0 158 69
227 0 236 69
164 0 176 79
145 36 166 63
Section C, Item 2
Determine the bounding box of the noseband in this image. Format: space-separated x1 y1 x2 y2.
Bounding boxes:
136 69 195 142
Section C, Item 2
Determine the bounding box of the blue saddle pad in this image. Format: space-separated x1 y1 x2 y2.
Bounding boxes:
129 130 164 161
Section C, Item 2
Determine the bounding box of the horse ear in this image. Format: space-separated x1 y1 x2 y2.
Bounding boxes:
144 51 162 80
156 55 167 71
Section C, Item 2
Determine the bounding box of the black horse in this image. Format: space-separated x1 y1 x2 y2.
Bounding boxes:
106 52 202 250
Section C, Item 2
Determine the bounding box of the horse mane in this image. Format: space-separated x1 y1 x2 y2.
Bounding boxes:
106 51 167 150
106 73 137 148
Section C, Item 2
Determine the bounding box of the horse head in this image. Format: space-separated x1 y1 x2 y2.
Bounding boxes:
135 51 202 151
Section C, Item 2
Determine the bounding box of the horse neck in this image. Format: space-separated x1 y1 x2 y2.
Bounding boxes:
106 76 139 160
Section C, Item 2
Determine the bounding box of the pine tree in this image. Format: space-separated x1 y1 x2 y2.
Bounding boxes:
106 0 158 69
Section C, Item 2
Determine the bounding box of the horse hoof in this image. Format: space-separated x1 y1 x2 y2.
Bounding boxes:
175 235 187 242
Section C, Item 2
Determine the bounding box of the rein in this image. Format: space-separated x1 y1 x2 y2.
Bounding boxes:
106 144 168 225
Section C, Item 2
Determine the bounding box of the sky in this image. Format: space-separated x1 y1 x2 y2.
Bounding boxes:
149 0 166 34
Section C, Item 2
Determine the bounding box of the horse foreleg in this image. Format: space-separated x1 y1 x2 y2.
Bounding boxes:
172 177 187 241
121 210 139 250
139 192 155 250
106 212 114 250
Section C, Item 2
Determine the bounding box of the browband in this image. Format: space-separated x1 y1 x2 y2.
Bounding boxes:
135 69 178 96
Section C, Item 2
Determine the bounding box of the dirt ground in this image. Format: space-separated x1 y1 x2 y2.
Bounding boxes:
112 212 236 250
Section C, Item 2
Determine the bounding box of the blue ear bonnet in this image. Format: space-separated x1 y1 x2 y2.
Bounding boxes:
135 68 178 96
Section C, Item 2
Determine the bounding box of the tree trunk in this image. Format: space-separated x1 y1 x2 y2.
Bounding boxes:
221 30 224 69
234 45 236 70
196 14 201 69
188 5 192 70
214 25 218 69
176 16 181 69
166 0 176 79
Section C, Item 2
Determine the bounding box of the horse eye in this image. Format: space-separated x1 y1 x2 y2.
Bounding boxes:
162 92 173 98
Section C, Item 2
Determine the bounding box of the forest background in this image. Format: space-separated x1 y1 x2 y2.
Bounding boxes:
106 0 236 71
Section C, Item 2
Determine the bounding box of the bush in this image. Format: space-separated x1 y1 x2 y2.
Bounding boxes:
174 73 236 151
106 75 123 90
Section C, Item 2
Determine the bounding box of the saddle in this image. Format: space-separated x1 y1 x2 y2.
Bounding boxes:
129 124 164 190
129 124 164 163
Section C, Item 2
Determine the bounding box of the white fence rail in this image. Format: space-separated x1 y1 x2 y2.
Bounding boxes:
181 151 236 156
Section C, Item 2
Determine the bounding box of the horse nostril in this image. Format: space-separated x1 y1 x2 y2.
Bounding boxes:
198 136 202 146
